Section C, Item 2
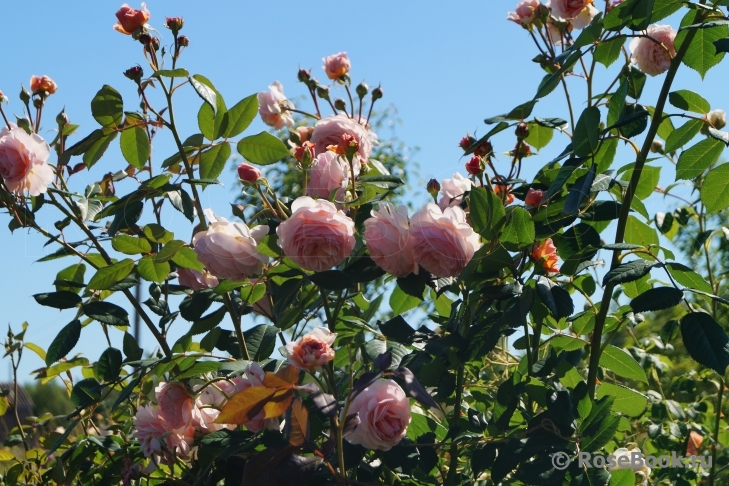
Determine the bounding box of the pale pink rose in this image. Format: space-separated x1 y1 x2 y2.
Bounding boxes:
545 19 564 45
226 364 280 432
310 114 377 164
345 379 411 451
307 151 353 200
508 0 541 26
323 52 351 80
0 125 54 197
133 404 195 462
114 3 150 35
257 81 294 129
276 196 356 272
155 382 195 429
437 173 473 210
192 209 269 281
571 4 598 29
629 25 677 76
177 267 218 291
284 327 337 372
549 0 593 22
410 203 482 278
193 383 233 434
364 203 418 278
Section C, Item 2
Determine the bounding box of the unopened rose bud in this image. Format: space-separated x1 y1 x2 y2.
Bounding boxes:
19 86 31 104
372 86 383 101
426 179 441 202
124 65 144 82
16 118 31 134
139 33 151 45
148 36 160 52
176 35 189 48
516 122 529 140
56 109 68 126
356 82 369 99
650 139 664 153
525 188 546 207
707 109 726 130
334 98 347 111
165 17 184 35
237 162 262 183
33 98 43 109
459 135 476 151
316 85 330 101
296 126 312 143
0 90 5 103
513 142 532 158
69 163 86 175
293 141 316 163
297 68 311 83
474 140 493 157
465 156 483 175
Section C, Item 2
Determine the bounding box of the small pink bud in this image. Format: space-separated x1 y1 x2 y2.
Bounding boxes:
237 162 261 183
525 188 546 207
465 156 483 175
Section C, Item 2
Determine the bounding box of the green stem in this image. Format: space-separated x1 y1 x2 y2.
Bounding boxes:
224 293 250 360
444 364 465 486
710 377 724 486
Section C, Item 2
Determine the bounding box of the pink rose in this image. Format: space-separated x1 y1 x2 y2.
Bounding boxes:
237 162 261 183
307 151 355 200
323 52 351 80
257 81 295 129
0 125 54 196
525 188 546 207
364 203 418 278
226 364 281 432
29 75 58 95
629 25 677 76
508 0 541 27
114 3 150 35
549 0 597 27
345 379 411 451
177 267 218 291
133 404 194 462
545 19 565 45
276 196 356 272
310 114 377 164
284 327 337 372
155 381 195 429
437 173 473 210
192 209 269 281
192 383 235 434
410 203 482 278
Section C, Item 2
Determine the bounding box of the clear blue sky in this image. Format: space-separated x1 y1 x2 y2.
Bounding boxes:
1 1 727 379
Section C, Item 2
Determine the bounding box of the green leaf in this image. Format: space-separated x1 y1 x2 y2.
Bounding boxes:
665 119 703 153
624 216 659 249
666 262 713 293
564 164 597 214
137 256 170 283
155 239 185 263
189 307 227 335
310 270 354 291
630 287 684 313
535 51 580 99
525 122 553 150
581 413 620 451
610 470 637 486
55 263 86 294
83 130 117 169
580 396 614 433
390 285 421 315
600 345 648 382
500 207 535 251
91 85 123 127
675 10 728 78
603 260 657 287
651 0 682 23
143 223 174 244
223 94 258 138
82 301 130 326
607 81 629 127
701 163 729 212
681 312 729 374
469 186 506 240
86 259 135 290
153 68 189 78
676 138 725 180
669 90 711 114
123 332 143 361
619 164 660 200
96 347 123 382
71 378 102 408
594 37 625 67
244 324 279 361
596 383 647 416
120 114 150 169
33 291 82 309
573 106 601 157
168 188 196 222
199 143 232 181
171 247 204 271
111 235 152 255
195 76 228 140
176 361 221 379
237 131 291 165
550 335 587 352
604 0 636 30
46 320 81 365
190 75 218 115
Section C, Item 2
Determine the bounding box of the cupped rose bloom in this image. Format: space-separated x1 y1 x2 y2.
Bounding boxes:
114 3 150 35
258 81 295 129
437 172 473 210
410 204 482 278
177 267 218 291
345 379 411 451
284 327 337 372
225 364 281 432
155 382 196 429
237 162 261 183
508 0 541 27
276 197 356 272
629 25 677 76
0 125 54 196
607 447 651 486
323 52 351 80
307 151 352 200
192 209 269 281
29 75 57 95
364 203 418 278
193 383 233 434
532 238 560 273
311 114 377 164
133 405 195 462
549 0 597 28
525 188 546 207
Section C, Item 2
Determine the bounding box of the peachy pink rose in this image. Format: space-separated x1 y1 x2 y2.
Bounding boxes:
307 151 356 200
310 114 377 164
114 3 150 35
410 203 482 278
284 327 337 372
225 364 281 432
629 24 677 76
323 52 351 80
258 81 295 129
155 381 195 429
177 267 219 291
437 172 473 210
192 382 236 434
346 379 411 451
364 203 419 278
276 196 356 272
508 0 541 27
133 404 195 462
549 0 597 28
192 209 269 281
525 188 547 207
0 125 54 196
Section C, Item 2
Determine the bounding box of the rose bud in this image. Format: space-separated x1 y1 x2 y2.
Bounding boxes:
531 238 560 273
494 183 515 205
165 17 184 34
19 86 31 104
334 98 347 111
113 3 150 35
56 109 69 126
707 109 726 130
525 188 546 207
516 122 529 139
650 139 664 153
0 90 5 103
284 327 336 372
372 86 384 101
293 141 316 164
69 163 87 175
316 85 330 101
297 68 311 83
176 35 190 47
124 65 144 82
426 178 441 201
356 82 369 99
465 156 483 175
459 135 476 151
30 75 58 96
237 162 261 183
322 52 351 80
474 140 493 157
147 36 160 52
329 133 359 157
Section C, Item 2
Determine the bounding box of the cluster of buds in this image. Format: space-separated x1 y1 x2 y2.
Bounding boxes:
139 33 160 53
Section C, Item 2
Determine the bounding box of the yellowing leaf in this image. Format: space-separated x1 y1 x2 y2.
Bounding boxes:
263 389 293 419
215 386 275 424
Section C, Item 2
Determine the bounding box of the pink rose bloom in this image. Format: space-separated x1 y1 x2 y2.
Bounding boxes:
525 188 547 207
323 52 351 80
629 25 677 76
29 75 58 95
437 172 473 210
155 381 196 429
226 364 281 432
284 327 337 372
508 0 541 27
257 81 294 129
410 203 482 278
177 267 218 291
345 379 411 451
192 209 269 281
310 114 377 164
307 151 355 200
276 196 356 272
364 203 418 278
549 0 598 28
114 3 150 35
192 383 235 434
545 19 564 45
133 404 195 462
0 125 54 197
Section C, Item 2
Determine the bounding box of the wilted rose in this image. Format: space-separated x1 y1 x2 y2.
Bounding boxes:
284 327 337 372
0 124 54 196
345 379 411 451
364 203 418 278
508 0 541 27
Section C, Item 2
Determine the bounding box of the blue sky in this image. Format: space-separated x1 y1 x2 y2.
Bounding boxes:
1 1 727 379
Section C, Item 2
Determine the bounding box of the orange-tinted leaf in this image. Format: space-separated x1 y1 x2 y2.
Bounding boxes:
286 397 309 447
276 364 300 384
263 388 293 419
263 372 295 389
215 386 275 424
